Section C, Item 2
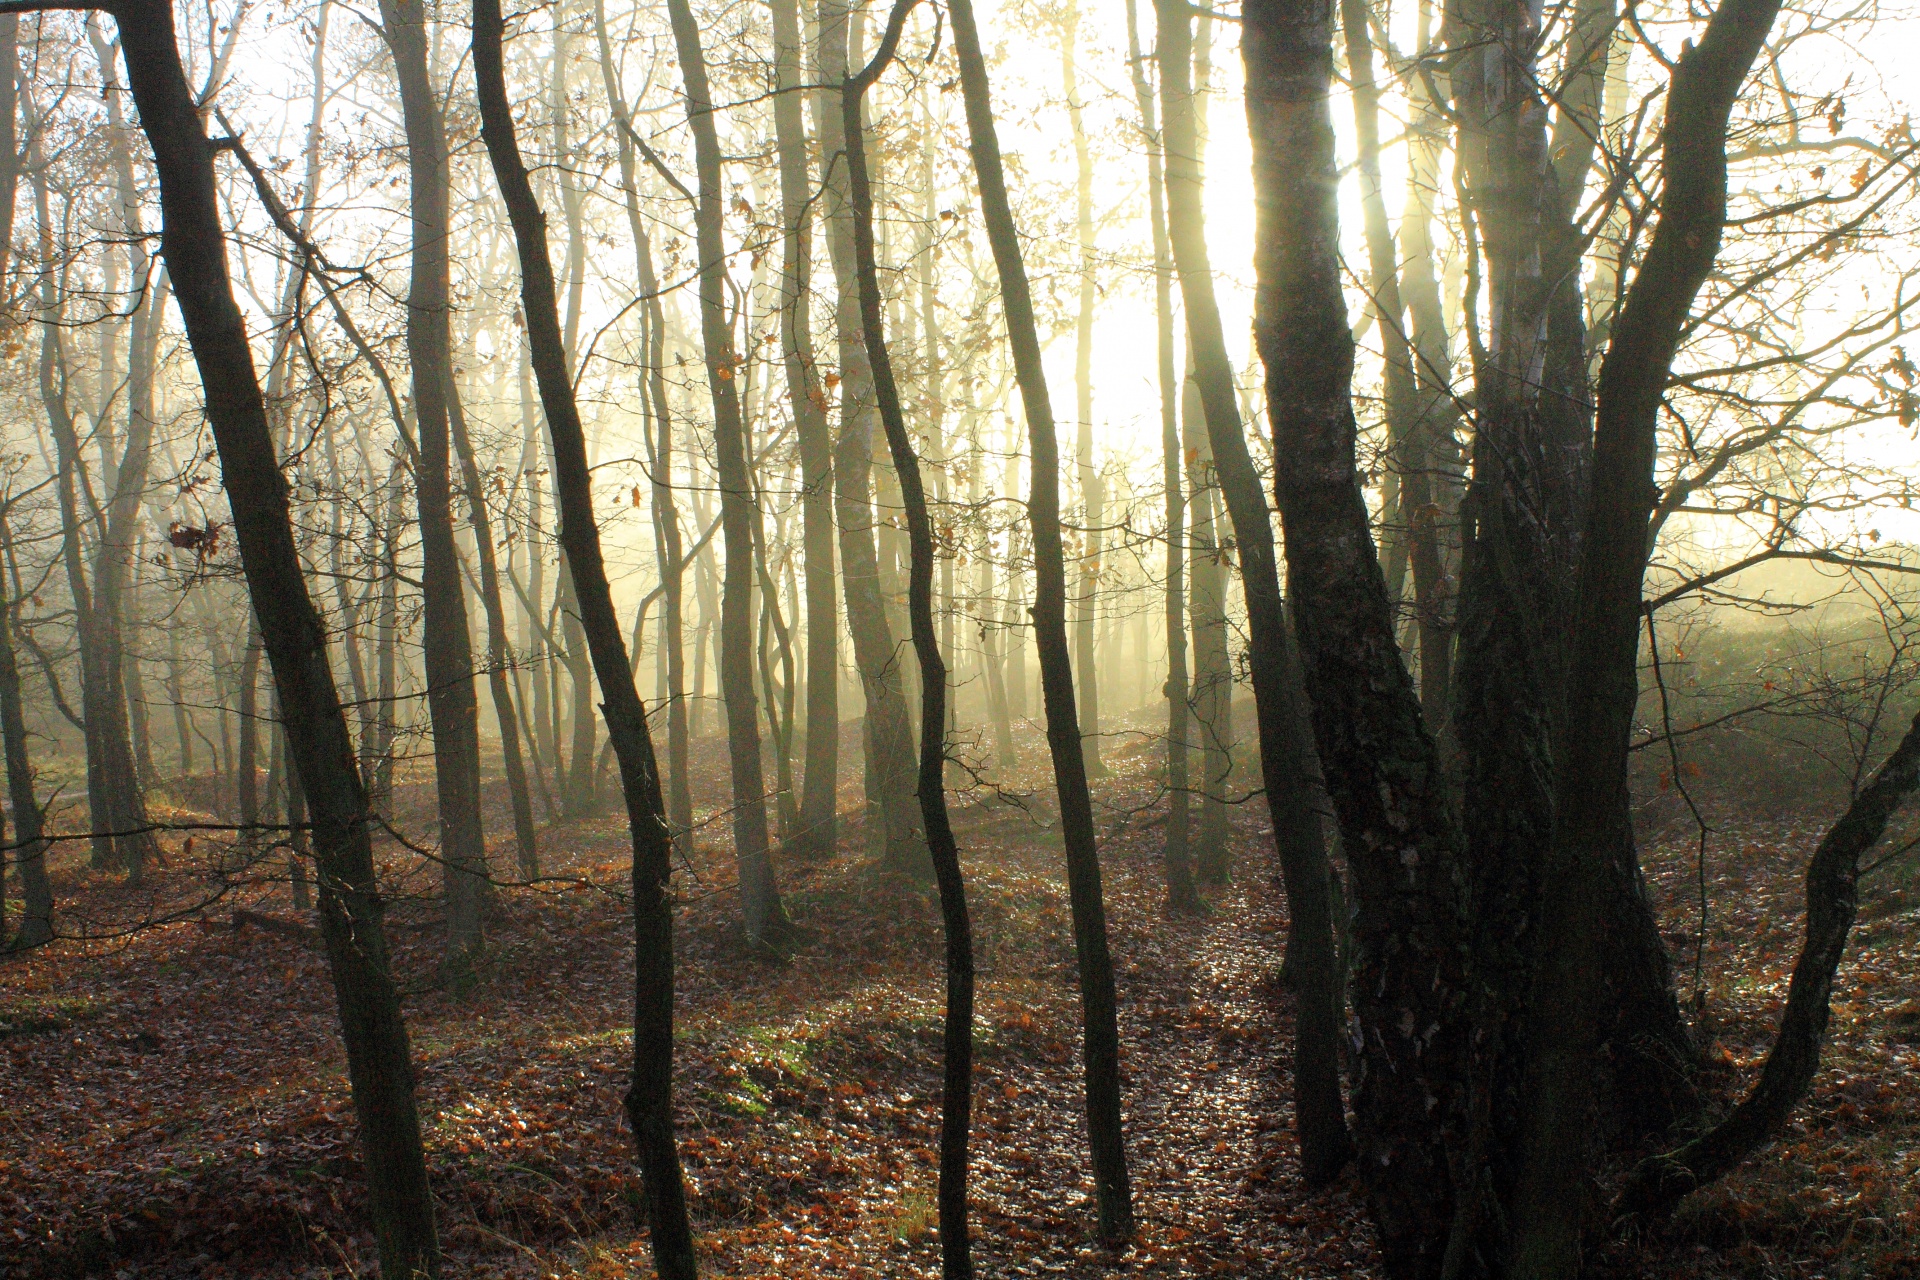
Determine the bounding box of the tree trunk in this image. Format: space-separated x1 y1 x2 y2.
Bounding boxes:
816 0 925 874
1508 3 1782 1271
1244 0 1471 1267
948 0 1131 1242
1182 375 1232 882
761 0 840 858
448 379 540 879
844 22 978 1270
1063 0 1103 780
1158 0 1352 1185
1123 0 1193 912
0 499 49 950
376 0 492 974
665 0 786 945
103 6 441 1271
471 4 699 1274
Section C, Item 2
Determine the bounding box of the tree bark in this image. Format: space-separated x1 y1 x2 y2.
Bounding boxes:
374 0 491 974
816 0 925 873
1123 0 1193 911
1063 0 1103 780
766 0 839 859
1615 710 1920 1222
470 6 698 1273
1507 2 1783 1271
948 0 1132 1242
1245 0 1471 1267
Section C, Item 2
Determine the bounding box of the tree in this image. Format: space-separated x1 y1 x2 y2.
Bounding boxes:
948 0 1132 1243
471 1 698 1272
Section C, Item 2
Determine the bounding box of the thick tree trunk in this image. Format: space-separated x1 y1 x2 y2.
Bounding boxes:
99 6 441 1272
665 0 786 944
1244 1 1471 1268
1158 0 1351 1186
948 0 1132 1241
471 3 698 1274
1508 3 1782 1272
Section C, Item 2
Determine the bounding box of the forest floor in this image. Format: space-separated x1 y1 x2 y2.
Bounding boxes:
3 717 1920 1278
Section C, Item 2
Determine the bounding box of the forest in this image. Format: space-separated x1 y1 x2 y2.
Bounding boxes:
3 0 1920 1275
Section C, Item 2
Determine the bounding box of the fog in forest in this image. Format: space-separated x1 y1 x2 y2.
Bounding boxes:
5 1 1920 1277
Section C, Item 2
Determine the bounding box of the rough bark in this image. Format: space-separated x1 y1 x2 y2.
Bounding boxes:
1507 2 1783 1272
1245 0 1471 1268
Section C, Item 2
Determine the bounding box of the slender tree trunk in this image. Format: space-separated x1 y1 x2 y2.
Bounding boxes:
845 15 976 1273
471 4 699 1274
238 617 263 839
1124 0 1193 911
817 0 925 873
1158 0 1351 1184
666 0 787 942
376 0 491 969
1063 0 1103 779
1245 0 1470 1266
591 0 687 852
1396 0 1462 727
1182 376 1231 881
103 7 441 1271
766 0 840 857
949 0 1131 1241
0 501 49 949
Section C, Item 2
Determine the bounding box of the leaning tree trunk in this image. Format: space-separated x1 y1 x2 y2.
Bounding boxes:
666 0 786 945
844 20 978 1273
1244 0 1472 1270
949 0 1132 1242
471 6 699 1274
1156 0 1351 1186
88 5 442 1272
1615 709 1920 1223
